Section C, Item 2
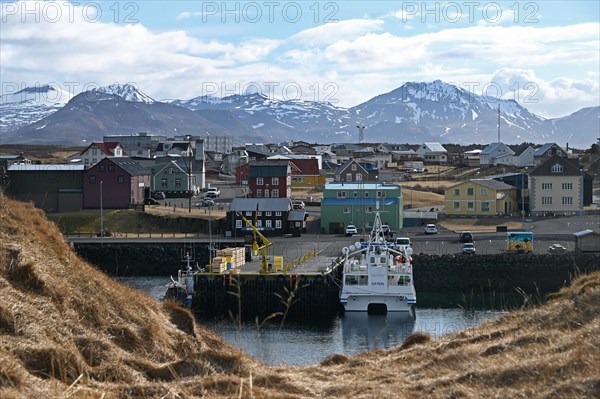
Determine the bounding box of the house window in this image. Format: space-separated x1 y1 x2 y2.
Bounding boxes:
84 159 89 165
481 202 490 212
256 189 263 197
246 211 252 216
257 177 264 185
99 165 105 172
551 163 563 173
256 220 262 228
272 189 279 197
480 188 488 197
337 191 347 198
562 183 573 190
272 177 279 185
356 174 362 181
117 175 125 184
89 175 96 183
275 220 282 229
92 158 97 164
175 179 182 187
377 191 383 198
453 188 460 196
161 178 168 188
542 183 552 190
467 202 474 211
108 165 114 172
562 197 573 205
257 211 262 216
236 220 242 229
266 211 272 216
343 207 351 214
454 202 460 211
346 173 352 181
275 211 282 216
467 187 474 196
542 196 552 205
351 164 357 171
365 207 373 213
266 220 272 228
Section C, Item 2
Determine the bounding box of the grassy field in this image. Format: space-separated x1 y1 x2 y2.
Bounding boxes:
1 192 598 398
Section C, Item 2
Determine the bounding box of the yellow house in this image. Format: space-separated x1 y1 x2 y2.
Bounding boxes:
444 179 518 216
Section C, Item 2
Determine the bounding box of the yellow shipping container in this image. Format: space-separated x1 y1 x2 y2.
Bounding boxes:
274 256 284 271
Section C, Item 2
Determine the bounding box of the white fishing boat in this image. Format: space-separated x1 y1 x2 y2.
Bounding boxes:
339 207 416 313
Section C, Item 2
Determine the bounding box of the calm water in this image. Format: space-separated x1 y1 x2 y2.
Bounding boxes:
118 276 504 366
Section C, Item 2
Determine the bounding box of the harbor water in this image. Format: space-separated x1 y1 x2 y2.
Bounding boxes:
118 276 504 366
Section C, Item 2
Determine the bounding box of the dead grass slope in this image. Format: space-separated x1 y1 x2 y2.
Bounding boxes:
1 192 599 398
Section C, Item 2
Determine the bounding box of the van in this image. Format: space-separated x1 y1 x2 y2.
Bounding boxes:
395 237 411 246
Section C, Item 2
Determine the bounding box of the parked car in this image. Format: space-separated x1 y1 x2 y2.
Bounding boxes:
345 224 358 236
292 200 305 209
381 224 391 234
459 231 473 243
96 230 112 237
395 237 412 246
202 198 215 207
462 243 476 254
151 191 166 200
206 187 220 197
144 198 160 205
548 243 567 253
424 224 438 234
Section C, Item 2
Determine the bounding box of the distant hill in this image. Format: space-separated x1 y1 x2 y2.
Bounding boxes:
2 81 598 148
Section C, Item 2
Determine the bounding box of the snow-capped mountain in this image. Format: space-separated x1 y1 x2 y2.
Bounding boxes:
91 83 155 104
1 84 264 145
350 80 548 144
1 80 598 147
173 92 354 142
0 85 72 133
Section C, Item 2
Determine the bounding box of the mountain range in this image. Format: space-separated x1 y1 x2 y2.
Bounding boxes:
1 81 598 148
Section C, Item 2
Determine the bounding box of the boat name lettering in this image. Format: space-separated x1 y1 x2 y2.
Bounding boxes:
371 282 384 286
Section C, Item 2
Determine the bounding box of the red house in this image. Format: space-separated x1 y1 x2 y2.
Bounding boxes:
83 157 150 209
248 160 291 198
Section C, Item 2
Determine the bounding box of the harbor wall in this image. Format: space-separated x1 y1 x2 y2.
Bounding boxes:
411 253 600 295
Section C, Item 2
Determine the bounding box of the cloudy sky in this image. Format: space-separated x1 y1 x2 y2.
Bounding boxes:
1 0 599 118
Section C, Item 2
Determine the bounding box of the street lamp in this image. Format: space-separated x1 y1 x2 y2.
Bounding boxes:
186 135 193 213
521 168 527 222
100 180 103 245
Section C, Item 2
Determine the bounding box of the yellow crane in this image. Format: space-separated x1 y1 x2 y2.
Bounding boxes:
236 211 273 274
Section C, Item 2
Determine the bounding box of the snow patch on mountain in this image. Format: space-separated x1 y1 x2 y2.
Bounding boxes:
93 83 155 104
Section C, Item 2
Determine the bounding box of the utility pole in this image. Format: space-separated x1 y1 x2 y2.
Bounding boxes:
100 180 103 245
186 135 193 213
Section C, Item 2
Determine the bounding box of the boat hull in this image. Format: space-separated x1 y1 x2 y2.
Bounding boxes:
340 294 415 312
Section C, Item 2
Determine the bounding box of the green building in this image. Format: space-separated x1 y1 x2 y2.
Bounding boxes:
320 182 404 234
6 164 84 212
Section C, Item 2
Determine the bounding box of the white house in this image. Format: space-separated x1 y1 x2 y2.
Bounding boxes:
479 142 514 168
68 142 125 168
416 142 447 165
512 144 535 168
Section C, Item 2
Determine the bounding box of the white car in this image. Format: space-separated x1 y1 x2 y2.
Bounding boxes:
345 224 358 236
205 187 220 198
424 224 438 234
462 243 476 254
395 237 412 246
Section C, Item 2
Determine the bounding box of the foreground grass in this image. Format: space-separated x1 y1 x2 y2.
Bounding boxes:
1 192 599 398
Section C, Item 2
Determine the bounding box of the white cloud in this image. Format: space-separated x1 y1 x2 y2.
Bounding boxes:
290 19 384 47
489 68 599 118
0 2 597 118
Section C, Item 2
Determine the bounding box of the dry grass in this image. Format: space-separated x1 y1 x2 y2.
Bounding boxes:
1 192 599 398
440 219 524 233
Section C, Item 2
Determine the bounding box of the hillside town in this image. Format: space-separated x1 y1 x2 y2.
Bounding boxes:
1 133 598 245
